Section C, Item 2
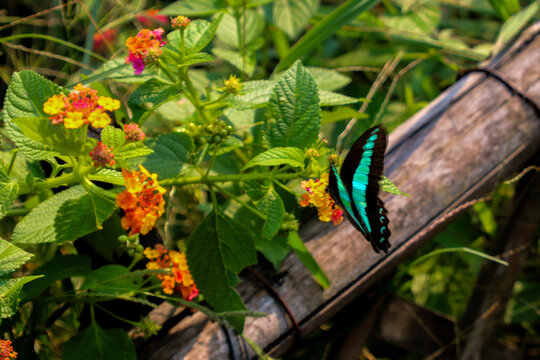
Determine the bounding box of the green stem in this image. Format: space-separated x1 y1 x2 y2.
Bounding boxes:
214 184 265 220
180 29 186 57
4 207 30 217
82 177 118 200
160 172 301 187
200 92 230 107
94 303 140 327
180 68 210 122
6 149 18 176
158 60 177 84
205 144 220 177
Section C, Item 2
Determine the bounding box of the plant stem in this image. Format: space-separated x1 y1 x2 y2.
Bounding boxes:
6 149 18 176
205 144 220 177
160 172 301 187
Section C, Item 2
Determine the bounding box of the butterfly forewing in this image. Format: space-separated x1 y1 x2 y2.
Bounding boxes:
330 126 391 253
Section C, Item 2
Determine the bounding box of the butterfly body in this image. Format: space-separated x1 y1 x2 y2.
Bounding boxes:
327 126 391 253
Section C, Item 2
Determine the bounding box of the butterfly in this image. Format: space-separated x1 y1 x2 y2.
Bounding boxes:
327 126 391 253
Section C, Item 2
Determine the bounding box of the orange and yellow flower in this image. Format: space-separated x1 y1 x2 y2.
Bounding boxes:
0 339 17 360
299 173 343 226
144 244 199 300
42 84 120 129
125 28 166 75
116 165 165 235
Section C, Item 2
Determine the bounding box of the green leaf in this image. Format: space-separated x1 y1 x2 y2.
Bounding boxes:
115 142 154 161
492 0 539 55
81 265 142 296
271 0 320 39
0 275 43 319
127 79 177 106
216 136 243 155
54 192 117 244
288 231 329 289
266 60 321 148
243 179 271 202
12 186 87 244
21 255 91 301
0 170 18 220
101 126 126 149
187 211 257 332
307 67 351 91
380 175 408 196
88 168 124 185
0 237 33 276
319 90 359 106
161 0 226 16
212 47 256 77
180 52 215 67
242 147 305 171
12 117 87 156
275 0 379 72
3 70 65 159
185 14 224 53
62 322 136 360
255 234 290 270
256 188 286 239
134 132 193 179
231 80 275 109
217 11 264 49
93 59 156 84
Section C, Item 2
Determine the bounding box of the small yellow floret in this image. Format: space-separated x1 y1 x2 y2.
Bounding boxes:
88 109 111 128
98 97 121 111
43 95 65 115
64 111 84 129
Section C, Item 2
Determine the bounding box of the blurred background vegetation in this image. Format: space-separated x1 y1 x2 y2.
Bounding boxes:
0 0 539 358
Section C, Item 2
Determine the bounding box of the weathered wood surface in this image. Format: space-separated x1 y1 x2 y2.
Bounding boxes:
138 23 540 359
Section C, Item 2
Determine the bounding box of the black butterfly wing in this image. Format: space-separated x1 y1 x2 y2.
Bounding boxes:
339 126 391 253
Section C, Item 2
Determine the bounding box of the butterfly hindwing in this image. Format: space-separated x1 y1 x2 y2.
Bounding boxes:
329 126 391 253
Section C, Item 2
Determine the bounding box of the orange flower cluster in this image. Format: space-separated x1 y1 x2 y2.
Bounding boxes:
116 165 165 235
0 340 17 360
299 173 344 226
42 84 120 129
144 244 199 300
125 28 165 75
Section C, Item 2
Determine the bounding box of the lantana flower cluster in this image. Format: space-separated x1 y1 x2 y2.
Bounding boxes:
0 339 17 360
144 244 199 300
124 123 146 142
299 173 344 226
125 28 166 75
116 165 165 235
43 84 120 129
89 142 115 167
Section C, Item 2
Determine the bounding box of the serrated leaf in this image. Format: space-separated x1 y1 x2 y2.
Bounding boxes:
307 67 351 91
380 175 408 196
0 238 33 276
212 47 256 76
216 136 243 155
217 11 264 49
242 147 305 171
0 170 18 220
255 234 290 270
3 70 65 159
12 117 87 156
162 0 226 16
62 322 136 360
288 231 329 289
0 275 43 318
231 80 275 109
185 14 224 53
81 265 142 296
128 79 177 106
54 192 117 244
88 168 124 185
134 132 193 179
256 188 285 239
101 126 126 149
271 0 320 39
319 90 359 106
12 186 87 244
21 255 91 301
243 179 271 202
266 60 321 148
115 142 154 160
187 211 257 332
180 52 215 67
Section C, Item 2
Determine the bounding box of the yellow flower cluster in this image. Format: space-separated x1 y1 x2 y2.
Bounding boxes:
299 173 344 226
